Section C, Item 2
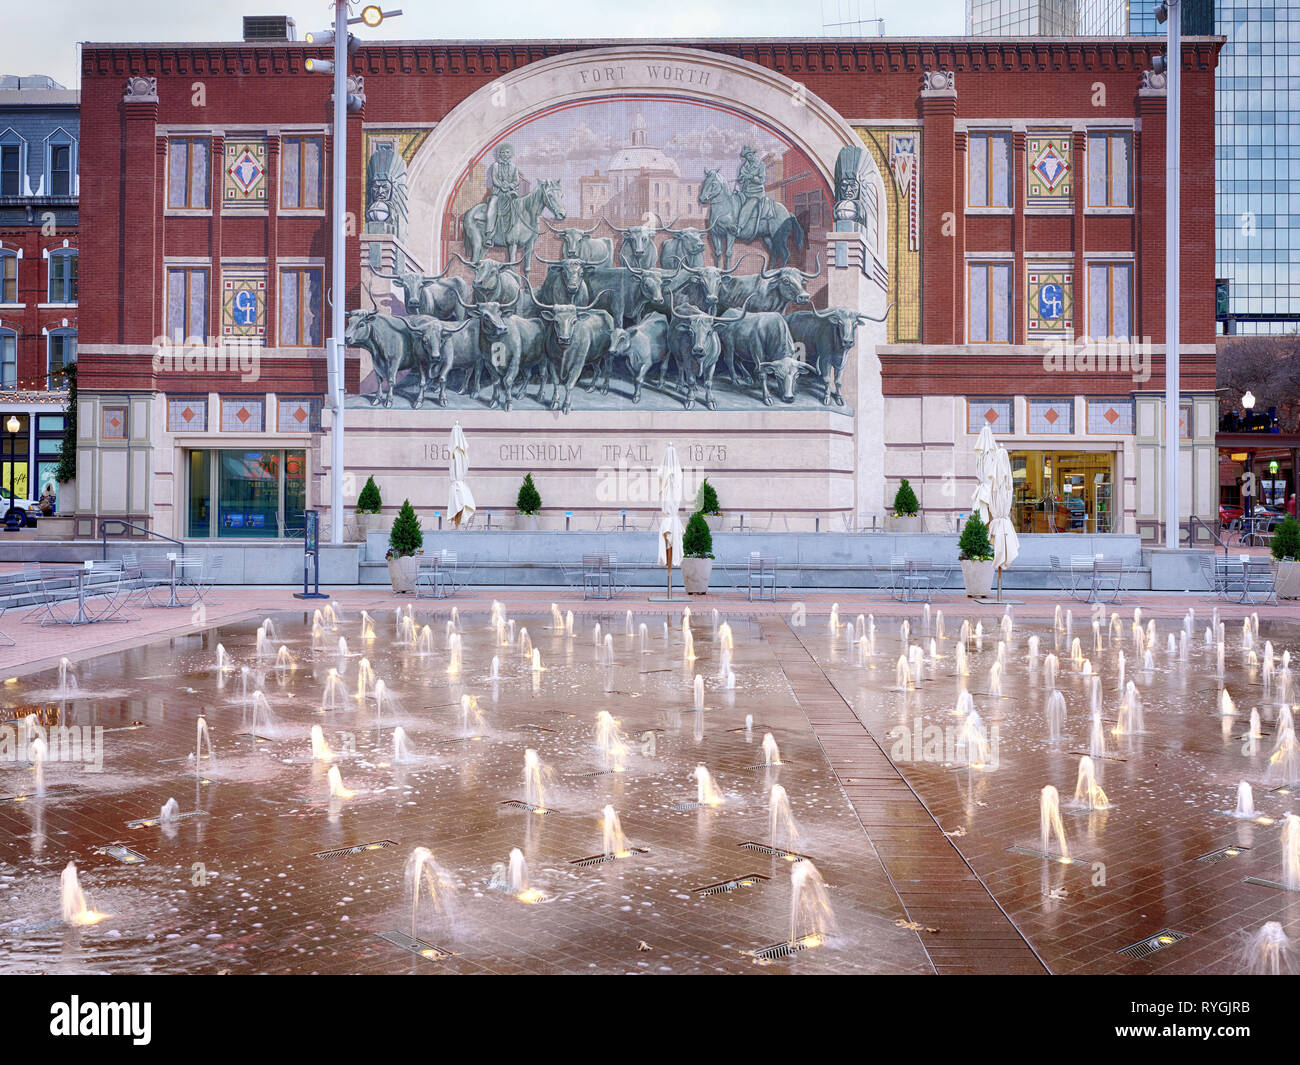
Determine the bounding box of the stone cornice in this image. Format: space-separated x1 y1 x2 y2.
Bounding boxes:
80 37 1224 80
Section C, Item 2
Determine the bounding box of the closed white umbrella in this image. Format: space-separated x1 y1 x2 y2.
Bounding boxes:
988 444 1020 601
971 423 997 523
657 442 683 568
448 421 475 529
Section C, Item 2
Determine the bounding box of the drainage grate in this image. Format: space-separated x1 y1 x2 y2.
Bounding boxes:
499 799 547 813
748 934 828 960
375 930 455 960
570 768 627 778
101 724 147 734
514 724 557 734
1068 751 1127 763
1196 844 1250 864
0 785 73 802
93 842 148 864
568 847 649 867
696 873 770 896
1006 846 1089 866
739 841 809 862
726 725 771 734
314 840 396 859
740 760 792 771
126 810 205 829
1116 929 1188 960
1243 876 1299 892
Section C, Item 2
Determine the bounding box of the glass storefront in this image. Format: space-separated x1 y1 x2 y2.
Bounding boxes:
1010 450 1116 534
186 448 306 539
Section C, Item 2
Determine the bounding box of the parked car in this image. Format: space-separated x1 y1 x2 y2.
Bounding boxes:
0 488 41 528
1219 503 1243 527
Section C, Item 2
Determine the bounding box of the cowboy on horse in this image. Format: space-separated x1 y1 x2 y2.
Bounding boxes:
734 145 768 240
485 141 522 244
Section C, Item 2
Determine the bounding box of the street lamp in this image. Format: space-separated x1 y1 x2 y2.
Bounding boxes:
304 2 402 545
5 415 18 506
1243 390 1256 411
1155 0 1181 549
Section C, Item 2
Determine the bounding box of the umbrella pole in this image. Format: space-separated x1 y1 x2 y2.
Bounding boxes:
996 566 1003 603
663 531 673 602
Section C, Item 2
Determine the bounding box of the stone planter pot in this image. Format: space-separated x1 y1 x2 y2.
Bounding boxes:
681 556 713 595
35 516 75 541
891 513 921 534
516 512 540 531
704 513 723 533
1274 558 1300 599
960 558 995 598
360 513 385 532
387 555 418 594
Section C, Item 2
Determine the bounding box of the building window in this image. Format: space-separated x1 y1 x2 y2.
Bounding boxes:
47 330 76 388
967 262 1012 343
1027 398 1074 434
0 330 15 389
168 396 208 433
1087 398 1134 434
278 397 322 432
48 248 77 303
1178 400 1193 440
0 136 23 197
1087 263 1133 338
0 251 15 303
968 397 1014 435
101 405 127 440
35 413 65 511
1086 132 1131 208
46 132 75 197
968 132 1012 208
166 267 209 342
186 448 307 539
167 137 211 210
281 136 323 209
279 268 323 347
221 397 265 432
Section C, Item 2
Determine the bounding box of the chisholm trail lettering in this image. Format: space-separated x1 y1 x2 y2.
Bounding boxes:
49 997 151 1045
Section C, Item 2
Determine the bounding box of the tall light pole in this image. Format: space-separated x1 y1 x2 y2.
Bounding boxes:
305 4 400 545
1156 0 1181 548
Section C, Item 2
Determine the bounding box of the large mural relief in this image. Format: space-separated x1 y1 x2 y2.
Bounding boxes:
349 93 895 415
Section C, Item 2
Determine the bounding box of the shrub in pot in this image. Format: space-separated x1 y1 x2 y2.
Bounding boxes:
697 478 723 532
681 511 714 595
356 475 384 537
386 499 423 594
1271 515 1300 598
892 478 921 532
958 509 995 598
516 473 542 530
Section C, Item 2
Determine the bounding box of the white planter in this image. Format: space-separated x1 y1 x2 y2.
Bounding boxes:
387 555 418 594
892 513 921 534
960 558 995 598
681 556 713 595
704 513 723 533
516 513 540 531
1275 558 1300 599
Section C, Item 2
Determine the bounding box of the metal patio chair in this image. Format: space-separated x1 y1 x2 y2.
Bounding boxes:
1089 559 1124 604
1241 557 1278 606
747 553 777 602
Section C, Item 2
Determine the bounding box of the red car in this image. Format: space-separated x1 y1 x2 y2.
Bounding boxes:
1219 503 1243 526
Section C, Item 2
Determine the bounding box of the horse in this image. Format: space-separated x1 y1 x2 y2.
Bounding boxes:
461 178 566 265
698 168 805 271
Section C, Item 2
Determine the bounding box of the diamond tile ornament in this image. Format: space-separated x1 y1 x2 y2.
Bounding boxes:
985 407 999 424
224 139 268 206
1032 144 1069 190
1027 133 1073 206
1043 406 1059 424
1104 407 1120 425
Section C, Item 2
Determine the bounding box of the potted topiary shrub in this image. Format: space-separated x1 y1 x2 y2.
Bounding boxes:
698 478 723 533
516 473 542 531
385 498 423 594
958 510 995 598
1271 515 1300 599
892 478 921 533
681 511 714 595
356 475 384 536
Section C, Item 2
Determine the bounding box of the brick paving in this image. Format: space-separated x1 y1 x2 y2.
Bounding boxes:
0 583 1296 974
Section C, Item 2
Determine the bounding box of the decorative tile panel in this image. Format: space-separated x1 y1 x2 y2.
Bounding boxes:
1027 268 1073 339
967 397 1014 435
221 272 266 341
1087 398 1134 435
168 396 208 433
101 406 127 440
221 397 265 432
277 397 321 433
1028 398 1073 434
1026 132 1072 207
223 138 268 208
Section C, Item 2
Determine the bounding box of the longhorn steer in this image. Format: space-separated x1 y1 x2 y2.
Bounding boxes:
529 282 614 415
607 218 659 270
543 220 613 266
536 253 596 308
659 227 707 271
451 253 533 318
373 264 471 321
785 302 894 406
718 254 820 314
582 263 669 327
606 312 669 403
667 302 746 411
344 310 468 409
715 306 805 405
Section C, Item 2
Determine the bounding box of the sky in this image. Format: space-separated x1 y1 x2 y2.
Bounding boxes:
0 0 965 88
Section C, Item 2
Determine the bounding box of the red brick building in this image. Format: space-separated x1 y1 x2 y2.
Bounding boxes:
75 34 1221 542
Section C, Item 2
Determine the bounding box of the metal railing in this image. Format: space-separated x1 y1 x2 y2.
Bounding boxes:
1185 515 1228 556
101 519 184 561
